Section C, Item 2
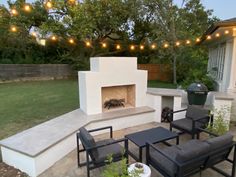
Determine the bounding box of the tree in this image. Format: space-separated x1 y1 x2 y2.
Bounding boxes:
140 0 217 84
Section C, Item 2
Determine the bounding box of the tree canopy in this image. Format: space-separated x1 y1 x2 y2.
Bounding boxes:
0 0 218 85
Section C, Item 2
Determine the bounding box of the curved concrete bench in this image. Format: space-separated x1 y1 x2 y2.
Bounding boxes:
0 106 155 177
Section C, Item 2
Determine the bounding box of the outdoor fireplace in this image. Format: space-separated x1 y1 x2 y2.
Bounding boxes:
79 57 147 115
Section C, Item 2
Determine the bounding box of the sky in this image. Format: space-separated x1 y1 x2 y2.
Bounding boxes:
0 0 236 20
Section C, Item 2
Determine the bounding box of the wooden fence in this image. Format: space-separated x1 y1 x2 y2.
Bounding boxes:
138 64 172 81
0 64 75 82
0 64 172 82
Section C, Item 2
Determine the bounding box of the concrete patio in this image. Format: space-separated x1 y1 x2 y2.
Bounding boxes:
38 122 236 177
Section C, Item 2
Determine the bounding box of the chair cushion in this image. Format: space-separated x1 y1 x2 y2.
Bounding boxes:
171 118 204 132
176 139 210 162
94 139 124 164
205 133 233 151
79 127 97 160
150 145 180 177
186 105 209 121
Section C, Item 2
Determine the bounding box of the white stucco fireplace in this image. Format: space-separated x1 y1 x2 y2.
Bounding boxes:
79 57 148 115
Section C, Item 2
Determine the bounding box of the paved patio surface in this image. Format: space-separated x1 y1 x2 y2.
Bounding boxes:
39 122 236 177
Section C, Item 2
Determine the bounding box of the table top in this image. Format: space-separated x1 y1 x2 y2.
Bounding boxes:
125 127 178 147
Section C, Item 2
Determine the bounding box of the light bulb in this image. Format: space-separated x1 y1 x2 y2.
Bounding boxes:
116 44 121 50
24 5 31 12
140 45 144 50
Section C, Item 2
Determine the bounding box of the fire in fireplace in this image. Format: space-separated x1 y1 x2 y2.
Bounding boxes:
104 99 125 109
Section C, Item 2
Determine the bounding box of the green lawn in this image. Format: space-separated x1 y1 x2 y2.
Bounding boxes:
0 80 79 139
0 79 175 140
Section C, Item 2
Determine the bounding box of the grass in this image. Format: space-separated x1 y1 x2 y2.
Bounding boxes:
0 79 175 140
0 80 79 139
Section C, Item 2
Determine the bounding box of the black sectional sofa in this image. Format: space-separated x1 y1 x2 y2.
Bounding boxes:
146 133 236 177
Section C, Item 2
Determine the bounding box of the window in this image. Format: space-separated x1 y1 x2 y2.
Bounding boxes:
208 44 226 81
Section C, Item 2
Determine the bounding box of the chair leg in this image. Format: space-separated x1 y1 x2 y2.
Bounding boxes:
125 139 129 165
86 151 90 177
77 133 80 167
191 133 195 139
197 132 200 139
232 145 236 177
87 166 90 177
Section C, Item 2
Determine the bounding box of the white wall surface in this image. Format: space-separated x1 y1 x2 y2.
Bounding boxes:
79 57 147 115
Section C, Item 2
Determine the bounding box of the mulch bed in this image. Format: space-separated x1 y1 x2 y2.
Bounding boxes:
0 162 29 177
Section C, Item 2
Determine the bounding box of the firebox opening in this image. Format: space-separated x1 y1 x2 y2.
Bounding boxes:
102 85 135 112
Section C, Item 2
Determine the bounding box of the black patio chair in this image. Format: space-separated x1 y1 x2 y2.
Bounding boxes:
169 105 212 139
77 126 128 177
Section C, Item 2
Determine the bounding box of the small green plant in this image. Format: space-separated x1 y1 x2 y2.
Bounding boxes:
207 106 230 135
102 155 141 177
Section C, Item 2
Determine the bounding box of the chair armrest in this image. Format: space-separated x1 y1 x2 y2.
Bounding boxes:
168 108 187 115
88 126 113 138
197 128 218 137
86 138 128 151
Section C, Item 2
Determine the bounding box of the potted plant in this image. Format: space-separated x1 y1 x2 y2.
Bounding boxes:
207 105 230 136
102 155 142 177
133 163 144 174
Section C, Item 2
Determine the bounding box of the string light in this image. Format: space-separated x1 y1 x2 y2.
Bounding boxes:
68 38 75 44
224 30 229 34
86 41 91 47
215 33 220 38
11 9 18 16
175 41 180 46
186 40 191 45
10 26 17 32
31 32 37 37
67 0 76 5
116 44 121 50
233 28 236 31
102 43 107 48
164 43 169 48
206 35 211 40
45 1 53 9
196 38 201 43
51 35 57 41
130 45 135 50
151 44 156 49
140 45 144 50
24 5 31 12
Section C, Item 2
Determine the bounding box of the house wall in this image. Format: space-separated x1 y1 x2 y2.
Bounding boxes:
207 33 236 122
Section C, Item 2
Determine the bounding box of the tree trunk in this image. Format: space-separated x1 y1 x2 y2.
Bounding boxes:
169 0 177 85
172 52 177 84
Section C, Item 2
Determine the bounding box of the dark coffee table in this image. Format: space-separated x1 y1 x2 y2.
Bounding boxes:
125 127 179 162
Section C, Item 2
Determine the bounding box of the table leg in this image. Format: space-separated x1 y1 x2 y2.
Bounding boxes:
139 147 143 162
176 136 179 145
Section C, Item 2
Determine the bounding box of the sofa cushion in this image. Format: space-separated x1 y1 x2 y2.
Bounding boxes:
186 105 209 122
205 133 233 151
150 145 180 177
171 118 205 132
176 139 210 163
94 139 124 164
